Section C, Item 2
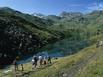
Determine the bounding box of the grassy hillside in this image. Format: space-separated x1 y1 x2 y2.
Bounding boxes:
0 44 97 77
47 10 103 40
77 47 103 77
1 34 103 77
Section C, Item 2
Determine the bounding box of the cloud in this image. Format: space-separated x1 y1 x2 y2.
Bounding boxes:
87 2 103 10
68 4 83 7
67 2 103 13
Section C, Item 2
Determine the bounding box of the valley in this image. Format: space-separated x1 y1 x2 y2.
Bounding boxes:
0 7 103 77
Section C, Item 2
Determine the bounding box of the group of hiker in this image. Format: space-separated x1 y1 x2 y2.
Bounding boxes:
13 55 52 71
32 55 51 69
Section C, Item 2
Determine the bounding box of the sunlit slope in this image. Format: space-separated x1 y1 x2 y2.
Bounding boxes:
77 47 103 77
30 35 103 77
2 34 103 77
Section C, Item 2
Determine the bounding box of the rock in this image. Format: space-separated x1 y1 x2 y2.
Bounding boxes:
62 73 67 77
3 69 12 74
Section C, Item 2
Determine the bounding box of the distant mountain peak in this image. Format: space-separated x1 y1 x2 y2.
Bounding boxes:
31 13 45 18
90 10 103 14
60 11 83 18
0 7 14 11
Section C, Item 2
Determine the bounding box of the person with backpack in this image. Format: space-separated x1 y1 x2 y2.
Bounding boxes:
13 58 18 71
21 64 24 71
32 55 38 69
38 55 43 67
48 56 52 64
43 56 47 65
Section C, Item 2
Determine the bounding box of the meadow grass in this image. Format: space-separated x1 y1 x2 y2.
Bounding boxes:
77 47 103 77
1 35 103 77
0 44 99 77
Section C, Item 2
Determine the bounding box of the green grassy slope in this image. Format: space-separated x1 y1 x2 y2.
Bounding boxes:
77 47 103 77
1 34 103 77
0 45 97 77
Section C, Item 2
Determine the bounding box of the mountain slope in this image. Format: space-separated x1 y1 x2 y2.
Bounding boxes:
77 48 103 77
1 7 103 67
2 34 103 77
0 7 53 27
0 12 61 66
28 34 103 77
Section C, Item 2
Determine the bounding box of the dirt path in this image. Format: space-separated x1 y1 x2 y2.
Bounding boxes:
60 48 100 77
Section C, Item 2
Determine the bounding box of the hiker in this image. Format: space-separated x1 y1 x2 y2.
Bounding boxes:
21 64 24 71
32 55 38 69
43 56 47 65
38 55 43 67
47 56 52 64
13 58 18 71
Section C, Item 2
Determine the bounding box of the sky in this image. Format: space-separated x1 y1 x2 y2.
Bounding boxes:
0 0 103 15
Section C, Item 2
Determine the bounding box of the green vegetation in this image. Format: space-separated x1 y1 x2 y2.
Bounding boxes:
1 34 103 77
0 44 100 77
77 47 103 77
1 7 103 77
0 8 62 65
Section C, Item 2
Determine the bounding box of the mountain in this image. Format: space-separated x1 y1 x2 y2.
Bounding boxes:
45 15 61 22
0 8 63 66
47 10 103 39
0 7 53 27
60 11 83 18
1 7 103 66
32 13 45 18
1 6 103 77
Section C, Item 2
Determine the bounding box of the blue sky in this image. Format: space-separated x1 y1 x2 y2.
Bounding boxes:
0 0 103 15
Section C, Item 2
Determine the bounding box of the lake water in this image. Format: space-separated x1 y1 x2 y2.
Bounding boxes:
17 39 89 64
17 51 64 64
